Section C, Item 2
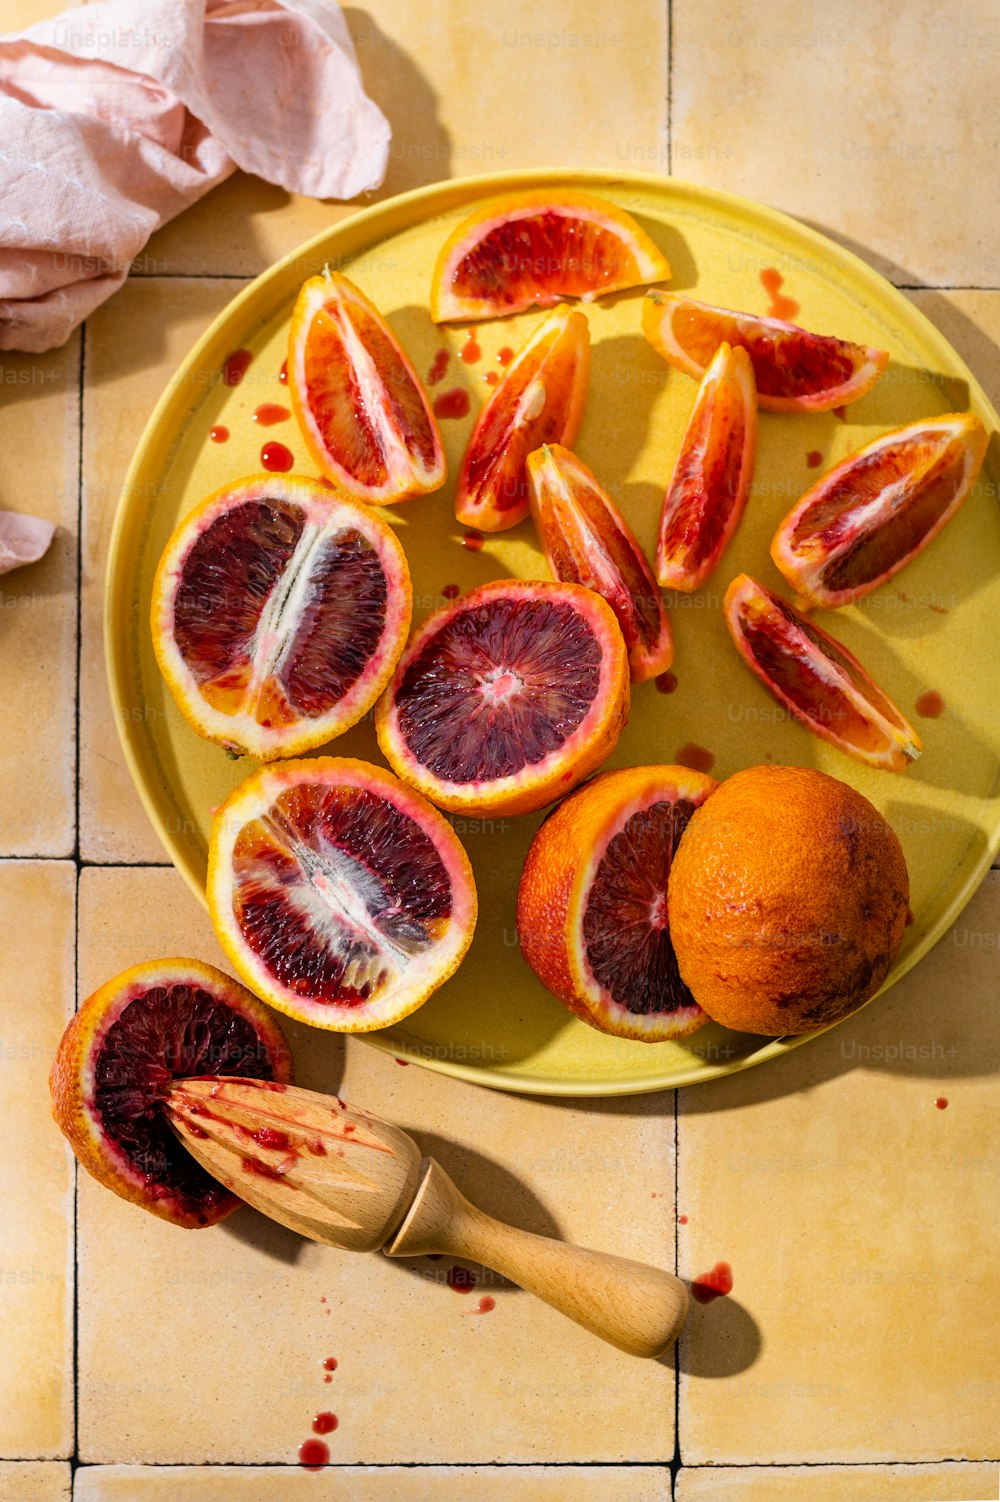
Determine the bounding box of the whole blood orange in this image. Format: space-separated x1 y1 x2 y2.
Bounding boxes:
49 958 293 1227
208 758 477 1031
431 190 671 322
770 412 988 607
151 474 411 760
527 443 673 682
288 271 445 503
517 766 716 1041
376 579 629 816
657 342 757 591
642 292 888 414
667 765 910 1035
723 575 921 773
455 305 590 532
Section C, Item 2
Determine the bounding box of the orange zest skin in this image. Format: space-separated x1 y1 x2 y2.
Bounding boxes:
288 271 445 503
657 342 757 591
455 306 591 532
431 190 671 322
723 573 922 773
770 413 989 607
642 291 888 414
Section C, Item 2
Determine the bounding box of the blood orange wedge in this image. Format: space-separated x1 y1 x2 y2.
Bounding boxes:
151 474 411 760
375 579 629 816
49 958 293 1228
455 305 590 532
287 271 445 503
770 413 989 607
642 292 888 414
431 190 671 322
207 758 477 1031
657 342 757 592
516 766 716 1041
723 574 921 772
526 443 673 681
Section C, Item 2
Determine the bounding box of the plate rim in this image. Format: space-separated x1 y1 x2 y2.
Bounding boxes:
104 164 1000 1097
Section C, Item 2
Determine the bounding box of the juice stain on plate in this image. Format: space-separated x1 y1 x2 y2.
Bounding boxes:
935 1096 949 1110
279 359 289 384
434 387 470 419
676 742 715 773
691 1261 733 1304
806 449 823 468
485 370 499 385
760 268 799 321
253 403 290 426
460 331 482 363
209 425 229 443
916 690 945 718
261 441 294 472
222 348 252 386
462 531 483 552
656 670 678 694
428 349 449 386
497 346 514 366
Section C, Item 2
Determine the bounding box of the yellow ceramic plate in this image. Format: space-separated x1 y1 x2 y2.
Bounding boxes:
106 169 1000 1096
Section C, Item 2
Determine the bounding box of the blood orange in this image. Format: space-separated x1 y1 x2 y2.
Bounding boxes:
723 574 921 773
455 305 590 532
431 190 670 322
376 579 630 816
151 474 411 760
770 413 989 607
287 271 445 503
526 443 673 682
207 758 477 1031
642 292 888 414
517 766 715 1041
49 958 293 1227
657 342 757 592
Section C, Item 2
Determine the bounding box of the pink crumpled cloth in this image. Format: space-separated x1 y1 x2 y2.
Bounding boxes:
0 0 390 352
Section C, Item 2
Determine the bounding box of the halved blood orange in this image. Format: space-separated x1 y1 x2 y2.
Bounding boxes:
375 579 629 816
527 443 673 682
455 305 590 532
723 574 922 772
657 342 757 592
517 766 715 1041
287 271 445 503
770 413 989 607
151 474 411 760
207 758 477 1031
642 292 888 414
49 958 293 1227
431 190 670 322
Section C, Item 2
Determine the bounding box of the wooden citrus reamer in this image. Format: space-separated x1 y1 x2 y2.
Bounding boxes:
166 1077 688 1359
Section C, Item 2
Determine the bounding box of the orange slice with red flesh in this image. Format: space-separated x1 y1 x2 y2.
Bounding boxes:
288 271 445 503
657 342 758 592
455 305 590 532
151 474 412 760
723 574 921 772
376 578 630 816
770 413 989 608
208 759 477 1032
431 190 671 322
517 765 716 1041
642 291 888 414
526 443 673 682
49 958 293 1227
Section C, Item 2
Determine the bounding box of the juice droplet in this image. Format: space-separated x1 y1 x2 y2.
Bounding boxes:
278 359 288 384
446 1265 477 1293
678 1214 688 1225
323 1357 337 1371
324 1375 332 1382
433 387 470 420
261 441 294 472
209 425 229 443
676 742 715 774
916 689 945 719
312 1412 338 1435
427 349 449 386
223 348 252 386
462 531 483 552
759 268 799 321
497 346 514 366
442 584 460 600
460 331 482 364
935 1096 949 1110
253 403 291 426
484 370 499 385
252 1127 290 1151
691 1261 733 1304
806 449 822 468
474 1295 495 1314
832 405 848 421
394 1056 410 1066
655 670 678 695
299 1438 329 1469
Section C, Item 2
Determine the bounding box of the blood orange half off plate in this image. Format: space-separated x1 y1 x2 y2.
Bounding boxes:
107 169 1000 1096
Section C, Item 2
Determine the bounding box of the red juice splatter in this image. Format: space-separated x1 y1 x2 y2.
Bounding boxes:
759 268 799 321
252 1127 291 1151
833 405 848 420
185 1120 208 1139
261 441 294 472
446 1265 477 1293
313 1412 338 1435
279 359 288 384
323 1357 337 1371
299 1439 329 1469
209 425 229 443
691 1262 733 1304
484 370 499 385
324 1375 332 1383
308 1138 327 1156
462 531 483 552
253 403 291 426
676 742 715 774
395 1057 410 1066
935 1096 949 1110
434 387 470 420
916 690 945 719
241 1155 292 1181
655 670 678 694
223 348 252 386
460 331 482 364
497 346 514 366
442 584 460 600
471 1295 495 1314
428 349 449 386
806 449 822 468
678 1214 688 1225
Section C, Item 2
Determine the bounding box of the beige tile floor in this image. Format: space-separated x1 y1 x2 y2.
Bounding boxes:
2 0 1000 1497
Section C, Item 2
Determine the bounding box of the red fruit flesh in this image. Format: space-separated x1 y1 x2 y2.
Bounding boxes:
451 213 639 308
